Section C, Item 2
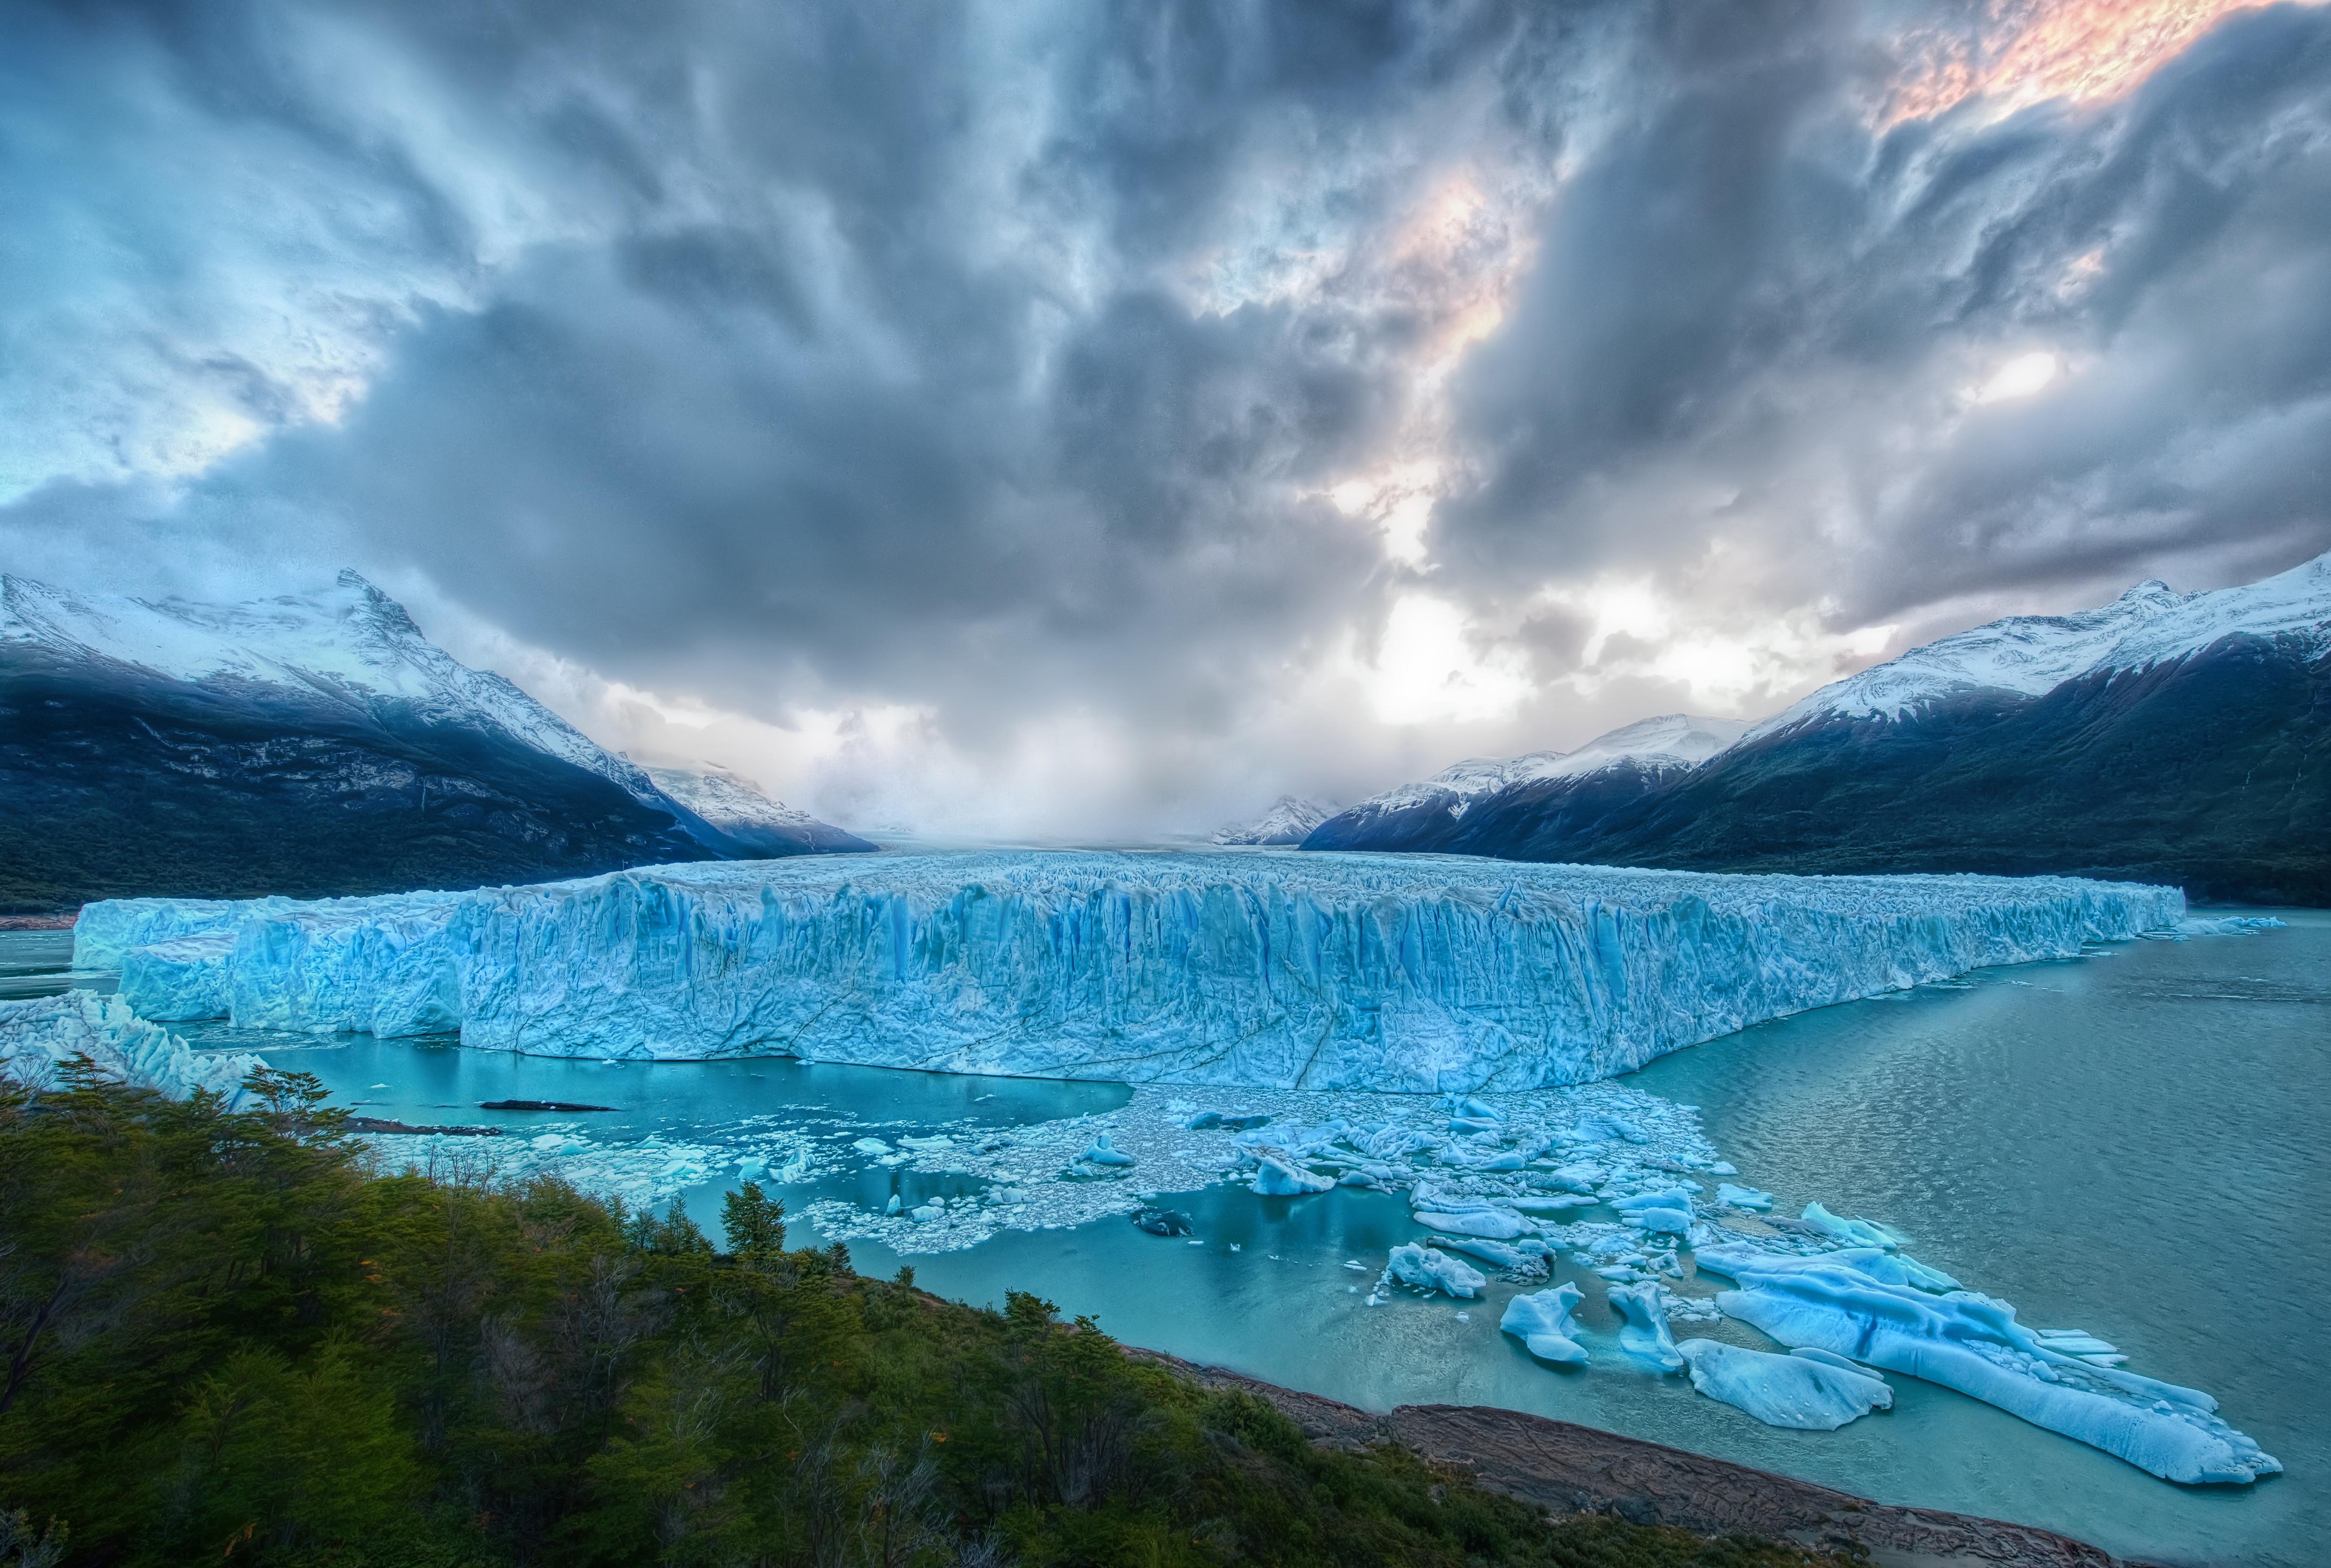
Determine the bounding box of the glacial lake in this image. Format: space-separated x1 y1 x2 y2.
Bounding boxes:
6 909 2322 1568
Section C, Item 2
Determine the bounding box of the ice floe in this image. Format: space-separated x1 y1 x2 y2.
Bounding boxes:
1609 1283 1686 1372
1382 1244 1487 1300
1678 1338 1892 1430
1501 1283 1589 1366
1694 1245 2280 1484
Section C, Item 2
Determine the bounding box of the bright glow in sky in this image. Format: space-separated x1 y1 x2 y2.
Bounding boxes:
1972 351 2062 403
1362 595 1535 726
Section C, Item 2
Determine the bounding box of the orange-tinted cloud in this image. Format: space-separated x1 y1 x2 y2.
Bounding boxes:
1890 0 2325 122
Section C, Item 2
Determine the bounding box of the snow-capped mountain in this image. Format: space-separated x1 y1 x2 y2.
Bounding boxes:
1309 549 2331 903
644 763 877 855
1756 550 2331 735
3 570 700 822
0 571 870 911
1211 795 1337 846
1303 715 1749 853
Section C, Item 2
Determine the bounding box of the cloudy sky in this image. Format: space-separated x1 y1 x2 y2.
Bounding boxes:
5 0 2328 837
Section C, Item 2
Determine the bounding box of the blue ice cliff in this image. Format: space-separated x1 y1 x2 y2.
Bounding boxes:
74 850 2181 1092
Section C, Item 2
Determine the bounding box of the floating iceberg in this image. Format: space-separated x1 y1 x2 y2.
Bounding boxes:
1501 1283 1589 1366
1250 1154 1334 1196
1800 1202 1902 1250
1608 1283 1686 1372
80 851 2182 1091
1428 1235 1546 1274
1678 1338 1892 1430
1382 1243 1487 1299
1716 1183 1774 1211
1080 1133 1136 1167
1699 1248 2279 1484
1613 1187 1696 1234
1412 1207 1529 1240
0 991 265 1105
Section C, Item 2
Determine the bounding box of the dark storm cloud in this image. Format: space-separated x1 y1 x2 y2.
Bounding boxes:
3 0 2328 827
21 0 1560 723
1437 1 2331 624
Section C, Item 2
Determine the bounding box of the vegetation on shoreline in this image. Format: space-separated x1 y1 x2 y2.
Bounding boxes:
0 1067 1854 1568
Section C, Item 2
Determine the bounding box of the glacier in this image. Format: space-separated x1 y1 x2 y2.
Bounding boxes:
78 850 2182 1093
0 991 265 1105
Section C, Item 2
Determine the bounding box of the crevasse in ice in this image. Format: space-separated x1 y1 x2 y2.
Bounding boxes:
78 850 2182 1092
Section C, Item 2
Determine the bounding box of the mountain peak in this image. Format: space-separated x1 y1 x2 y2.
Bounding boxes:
1763 550 2331 733
1213 794 1337 846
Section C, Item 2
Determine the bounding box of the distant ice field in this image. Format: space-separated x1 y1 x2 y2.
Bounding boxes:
74 850 2182 1092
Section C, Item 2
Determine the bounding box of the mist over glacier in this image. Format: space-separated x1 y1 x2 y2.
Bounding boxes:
81 851 2180 1092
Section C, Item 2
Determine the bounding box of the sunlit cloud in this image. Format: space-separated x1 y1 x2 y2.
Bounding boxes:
1970 350 2062 403
1886 0 2326 124
1359 593 1534 725
1530 576 1901 710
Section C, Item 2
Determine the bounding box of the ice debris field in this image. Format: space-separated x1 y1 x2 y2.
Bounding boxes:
72 850 2185 1090
4 852 2290 1488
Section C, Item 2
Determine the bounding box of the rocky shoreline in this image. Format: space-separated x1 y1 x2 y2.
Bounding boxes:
1129 1349 2168 1568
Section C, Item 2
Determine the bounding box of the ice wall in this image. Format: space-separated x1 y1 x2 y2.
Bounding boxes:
81 852 2183 1092
0 991 266 1104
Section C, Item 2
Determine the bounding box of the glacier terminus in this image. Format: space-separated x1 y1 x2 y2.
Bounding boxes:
79 849 2182 1092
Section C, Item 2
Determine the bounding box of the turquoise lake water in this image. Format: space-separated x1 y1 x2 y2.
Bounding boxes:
6 911 2321 1567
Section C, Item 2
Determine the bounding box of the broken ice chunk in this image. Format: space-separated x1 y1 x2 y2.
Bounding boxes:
1382 1243 1486 1300
852 1137 892 1155
1250 1154 1335 1196
1716 1182 1774 1211
1709 1254 2279 1484
1500 1282 1588 1367
1678 1337 1892 1430
1081 1133 1136 1167
1800 1202 1901 1250
1411 1208 1527 1240
2034 1329 2120 1357
1613 1187 1695 1234
1694 1242 1959 1294
1463 1150 1526 1172
1608 1283 1685 1372
1426 1235 1546 1276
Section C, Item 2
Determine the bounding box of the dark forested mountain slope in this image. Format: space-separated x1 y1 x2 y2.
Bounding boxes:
0 572 871 912
1442 636 2329 903
1305 552 2331 904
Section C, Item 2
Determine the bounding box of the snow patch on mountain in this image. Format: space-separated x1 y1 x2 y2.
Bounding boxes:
1213 795 1338 845
645 763 825 832
1341 715 1752 824
0 569 711 825
1758 549 2331 735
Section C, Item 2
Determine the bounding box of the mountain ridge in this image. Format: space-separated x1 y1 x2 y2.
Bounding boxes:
0 571 873 911
1303 550 2331 903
